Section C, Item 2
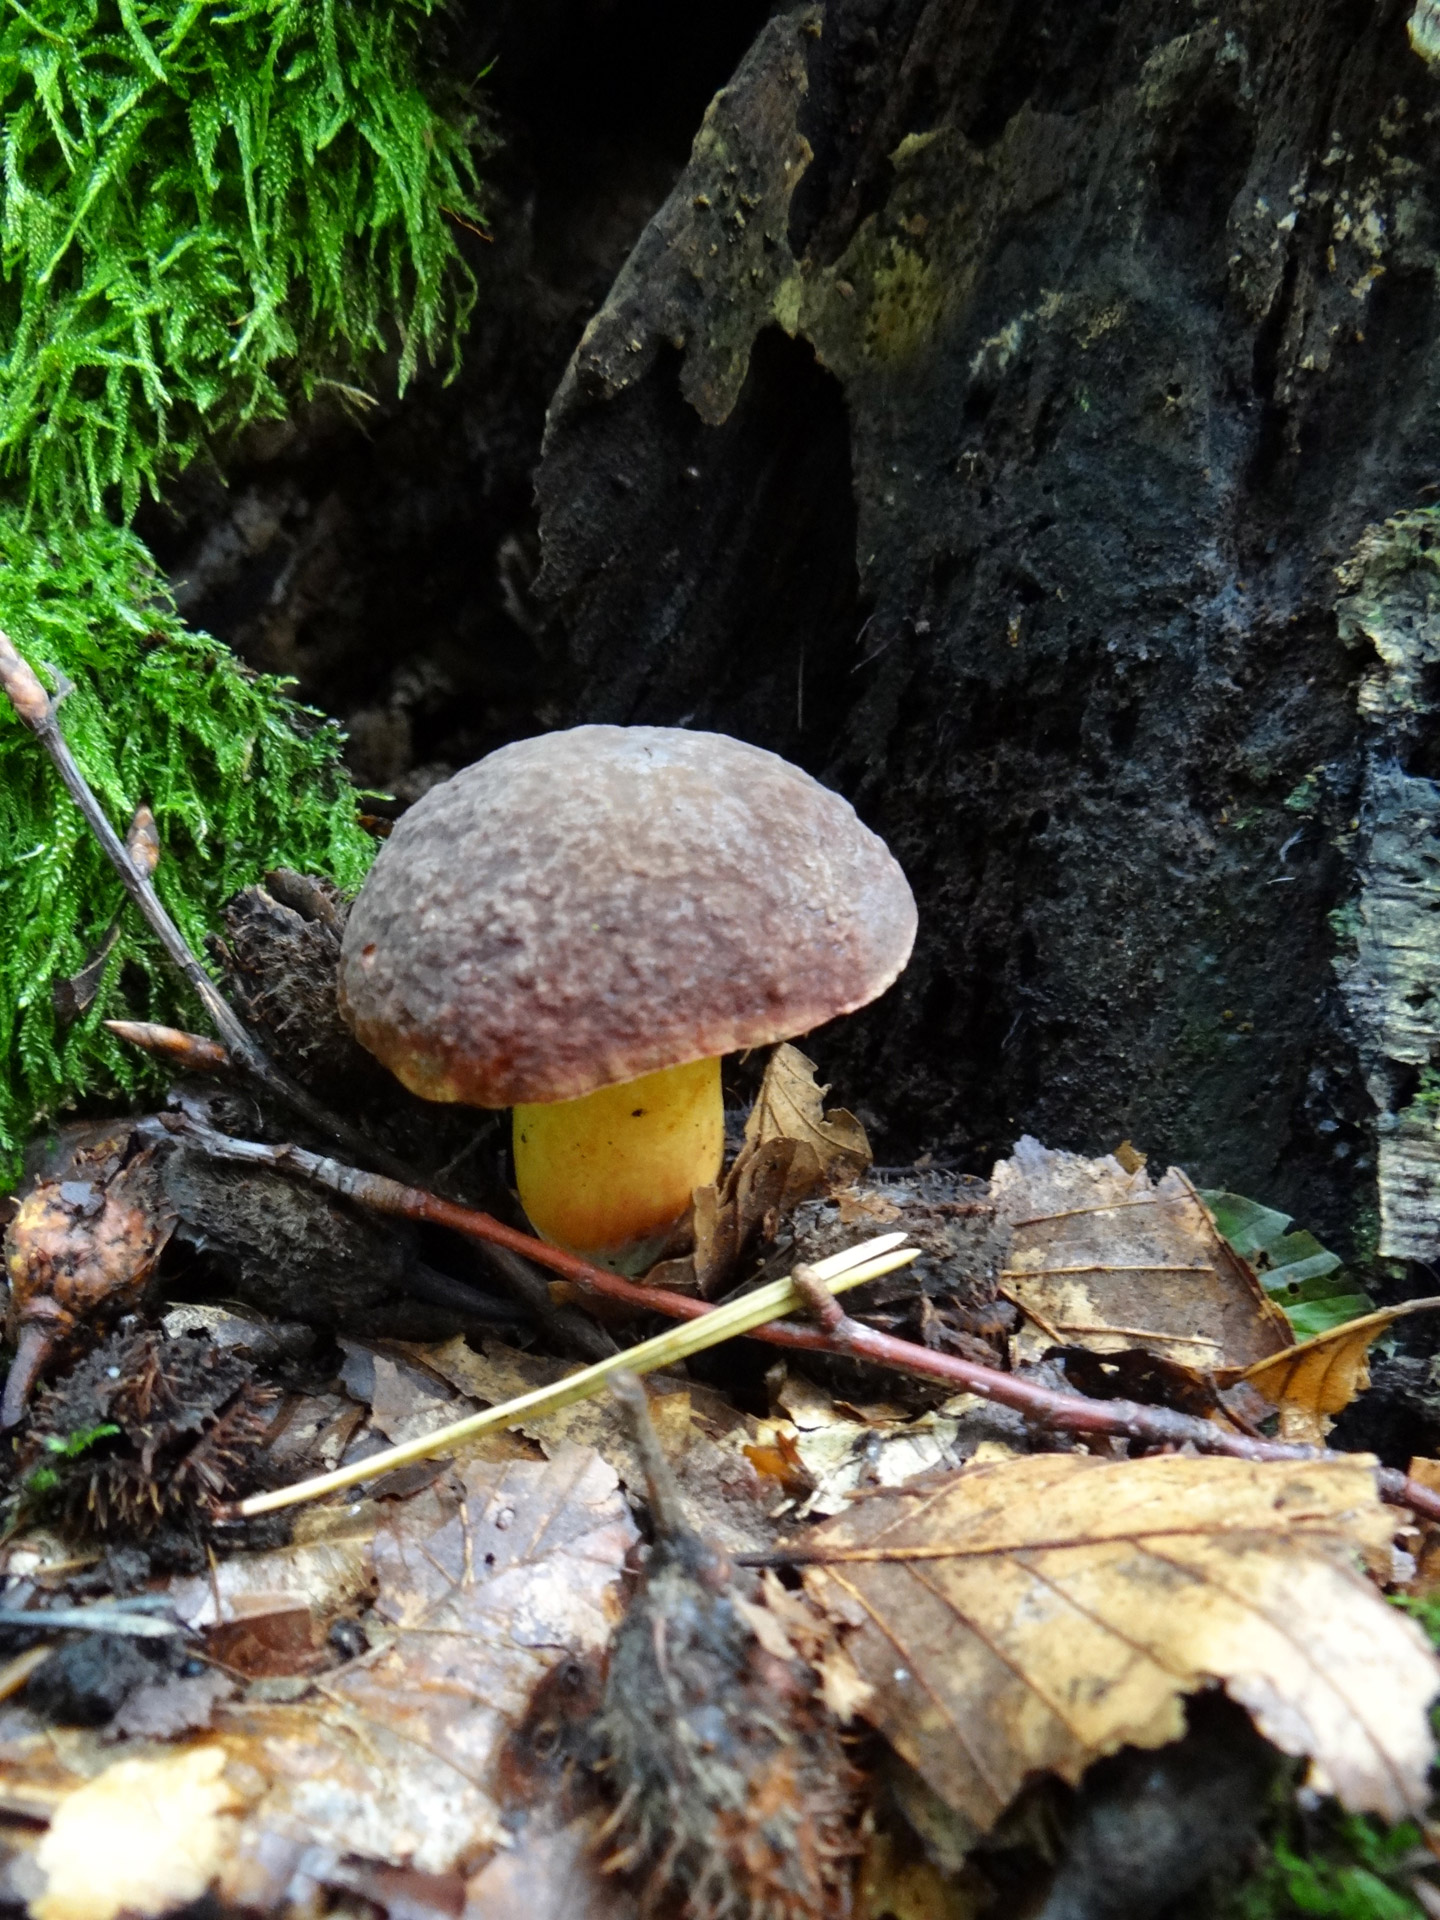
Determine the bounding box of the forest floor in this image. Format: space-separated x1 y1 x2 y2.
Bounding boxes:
0 828 1436 1920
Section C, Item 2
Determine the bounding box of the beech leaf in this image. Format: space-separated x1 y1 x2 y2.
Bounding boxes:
1233 1296 1440 1441
990 1139 1291 1372
1200 1189 1373 1338
799 1452 1438 1832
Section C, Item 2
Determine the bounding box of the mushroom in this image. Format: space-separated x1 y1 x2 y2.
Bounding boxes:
337 726 917 1271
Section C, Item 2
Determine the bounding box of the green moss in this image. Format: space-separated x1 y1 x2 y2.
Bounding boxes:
864 241 946 361
0 0 486 522
0 510 375 1182
1227 1816 1426 1920
0 2 486 1181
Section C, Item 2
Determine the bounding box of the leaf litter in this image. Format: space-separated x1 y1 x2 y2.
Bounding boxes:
1 1064 1439 1915
791 1451 1439 1831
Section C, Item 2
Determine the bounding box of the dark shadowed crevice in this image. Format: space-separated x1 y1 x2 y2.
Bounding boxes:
540 327 862 773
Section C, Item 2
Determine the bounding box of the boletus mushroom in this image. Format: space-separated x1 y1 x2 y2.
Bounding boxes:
337 726 916 1271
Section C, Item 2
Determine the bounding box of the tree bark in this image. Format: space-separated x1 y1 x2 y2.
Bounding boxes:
535 0 1440 1266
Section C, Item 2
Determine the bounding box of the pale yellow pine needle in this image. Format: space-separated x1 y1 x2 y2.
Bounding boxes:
239 1233 916 1516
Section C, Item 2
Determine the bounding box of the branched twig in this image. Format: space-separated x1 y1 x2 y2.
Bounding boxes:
0 637 614 1361
167 1116 1440 1526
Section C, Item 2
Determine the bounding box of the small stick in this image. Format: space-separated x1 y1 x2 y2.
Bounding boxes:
608 1372 692 1540
168 1116 1440 1525
0 631 415 1186
104 1021 231 1074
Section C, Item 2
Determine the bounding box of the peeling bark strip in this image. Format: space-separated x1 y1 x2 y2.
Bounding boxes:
546 6 820 428
1336 513 1440 1260
537 0 1440 1253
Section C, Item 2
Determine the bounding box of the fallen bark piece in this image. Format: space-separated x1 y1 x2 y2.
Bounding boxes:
797 1451 1439 1831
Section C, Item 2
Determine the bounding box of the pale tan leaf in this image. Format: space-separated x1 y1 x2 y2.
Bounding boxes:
1236 1298 1440 1438
411 1336 695 1488
32 1746 241 1920
744 1042 872 1183
800 1452 1438 1830
990 1137 1291 1371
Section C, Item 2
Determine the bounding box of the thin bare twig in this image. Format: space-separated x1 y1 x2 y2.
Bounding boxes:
0 631 412 1184
167 1116 1440 1526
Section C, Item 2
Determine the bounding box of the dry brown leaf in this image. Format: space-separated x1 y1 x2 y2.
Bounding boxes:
410 1335 695 1487
1232 1297 1440 1442
108 1671 236 1743
650 1044 872 1296
800 1451 1438 1830
991 1137 1290 1372
31 1746 241 1920
745 1041 872 1181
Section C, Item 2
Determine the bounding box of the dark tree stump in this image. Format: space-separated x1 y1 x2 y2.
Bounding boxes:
535 0 1440 1266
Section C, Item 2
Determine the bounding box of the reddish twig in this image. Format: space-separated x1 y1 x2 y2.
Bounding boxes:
166 1117 1440 1526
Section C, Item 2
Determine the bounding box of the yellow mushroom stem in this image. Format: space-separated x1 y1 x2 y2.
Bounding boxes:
513 1056 725 1272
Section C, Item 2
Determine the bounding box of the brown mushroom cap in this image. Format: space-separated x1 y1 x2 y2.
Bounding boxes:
337 725 917 1107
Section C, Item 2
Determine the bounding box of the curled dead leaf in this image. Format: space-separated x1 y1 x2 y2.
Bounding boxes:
796 1451 1438 1830
1230 1296 1440 1443
650 1044 872 1296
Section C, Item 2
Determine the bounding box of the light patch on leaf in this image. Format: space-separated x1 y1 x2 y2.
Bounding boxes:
32 1745 241 1920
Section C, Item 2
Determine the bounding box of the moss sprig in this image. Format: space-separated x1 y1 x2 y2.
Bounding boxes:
0 510 375 1178
0 0 487 522
0 0 487 1177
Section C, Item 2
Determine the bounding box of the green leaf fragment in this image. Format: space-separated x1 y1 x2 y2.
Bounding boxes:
1200 1189 1373 1337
